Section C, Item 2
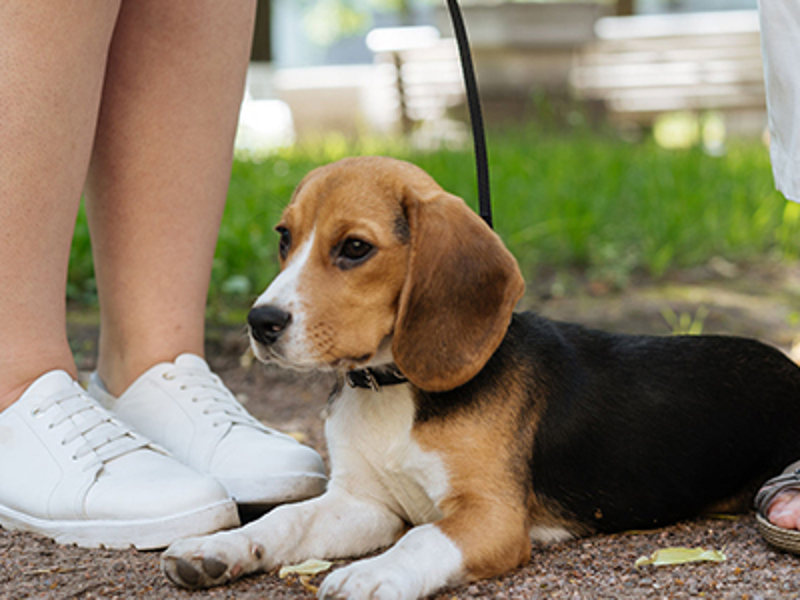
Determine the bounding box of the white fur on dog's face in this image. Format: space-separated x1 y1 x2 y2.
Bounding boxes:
250 160 413 371
251 228 319 369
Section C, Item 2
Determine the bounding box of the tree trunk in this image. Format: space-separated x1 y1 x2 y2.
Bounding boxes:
251 0 272 61
616 0 635 16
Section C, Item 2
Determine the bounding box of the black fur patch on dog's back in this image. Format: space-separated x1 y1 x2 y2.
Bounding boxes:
529 316 800 532
414 311 800 533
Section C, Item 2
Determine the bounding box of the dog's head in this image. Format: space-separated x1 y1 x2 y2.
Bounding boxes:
248 156 525 392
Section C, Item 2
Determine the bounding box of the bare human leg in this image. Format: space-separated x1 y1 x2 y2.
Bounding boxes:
0 1 237 549
83 0 327 507
0 0 121 412
85 0 258 397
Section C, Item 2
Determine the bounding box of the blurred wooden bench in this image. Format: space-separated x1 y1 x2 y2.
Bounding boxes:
366 26 464 133
570 10 765 132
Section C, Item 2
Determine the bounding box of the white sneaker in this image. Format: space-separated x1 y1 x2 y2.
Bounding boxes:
88 354 327 507
0 370 239 549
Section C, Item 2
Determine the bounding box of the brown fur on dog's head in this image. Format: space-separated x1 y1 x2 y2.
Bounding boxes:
393 167 525 391
258 156 525 391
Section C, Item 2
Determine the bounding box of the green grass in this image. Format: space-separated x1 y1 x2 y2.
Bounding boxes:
67 125 798 320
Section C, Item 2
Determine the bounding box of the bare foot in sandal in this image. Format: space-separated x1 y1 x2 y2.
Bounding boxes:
768 491 800 530
756 461 800 552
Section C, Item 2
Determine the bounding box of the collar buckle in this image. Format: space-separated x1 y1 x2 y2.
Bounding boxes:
346 365 407 391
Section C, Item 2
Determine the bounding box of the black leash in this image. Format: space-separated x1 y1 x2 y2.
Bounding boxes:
345 4 489 393
445 0 492 229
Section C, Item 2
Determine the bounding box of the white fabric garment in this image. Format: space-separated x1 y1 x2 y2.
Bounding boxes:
759 0 800 203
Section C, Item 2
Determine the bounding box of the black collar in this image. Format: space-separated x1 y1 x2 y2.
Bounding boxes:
346 364 408 391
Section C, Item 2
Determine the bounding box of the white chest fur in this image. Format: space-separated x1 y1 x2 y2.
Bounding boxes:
325 383 450 526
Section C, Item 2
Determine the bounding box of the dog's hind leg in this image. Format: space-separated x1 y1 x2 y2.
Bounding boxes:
161 487 405 589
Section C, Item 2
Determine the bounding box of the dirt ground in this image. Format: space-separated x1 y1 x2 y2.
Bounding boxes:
4 263 800 599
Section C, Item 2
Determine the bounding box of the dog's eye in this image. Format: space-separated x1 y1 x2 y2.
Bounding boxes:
341 238 372 260
335 237 374 268
276 226 291 260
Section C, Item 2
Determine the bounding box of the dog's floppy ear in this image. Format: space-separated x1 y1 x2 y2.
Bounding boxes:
392 187 525 392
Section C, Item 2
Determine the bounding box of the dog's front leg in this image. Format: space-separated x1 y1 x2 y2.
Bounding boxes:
318 522 462 600
161 487 405 589
318 498 531 600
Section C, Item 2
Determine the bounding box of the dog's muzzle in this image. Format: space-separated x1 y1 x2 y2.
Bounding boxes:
248 305 292 346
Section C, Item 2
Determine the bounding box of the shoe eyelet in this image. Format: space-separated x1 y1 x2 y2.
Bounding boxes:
162 373 175 381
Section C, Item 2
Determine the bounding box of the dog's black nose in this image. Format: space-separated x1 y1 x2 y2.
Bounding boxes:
248 305 292 345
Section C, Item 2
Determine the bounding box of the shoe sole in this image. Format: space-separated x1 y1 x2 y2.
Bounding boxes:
220 472 328 508
0 498 239 550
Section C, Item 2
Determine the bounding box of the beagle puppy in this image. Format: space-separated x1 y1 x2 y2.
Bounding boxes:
163 156 800 599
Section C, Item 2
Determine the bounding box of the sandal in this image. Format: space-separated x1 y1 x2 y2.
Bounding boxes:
755 459 800 554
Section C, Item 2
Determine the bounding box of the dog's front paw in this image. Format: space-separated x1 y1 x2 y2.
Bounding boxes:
161 531 265 589
318 560 421 600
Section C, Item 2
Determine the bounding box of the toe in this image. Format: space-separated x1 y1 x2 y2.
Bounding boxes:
203 556 229 579
162 553 233 589
175 558 203 587
768 491 800 530
162 556 202 589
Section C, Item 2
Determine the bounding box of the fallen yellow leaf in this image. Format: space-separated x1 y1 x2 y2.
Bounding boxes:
706 513 740 521
279 559 333 578
635 547 726 567
286 431 308 443
240 348 254 369
299 575 319 594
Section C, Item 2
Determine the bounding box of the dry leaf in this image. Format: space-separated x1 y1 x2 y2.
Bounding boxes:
279 559 333 579
635 546 726 567
240 348 254 369
286 431 308 443
707 513 740 521
299 575 320 593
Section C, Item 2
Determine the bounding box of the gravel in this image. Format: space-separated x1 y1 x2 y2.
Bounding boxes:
2 507 799 598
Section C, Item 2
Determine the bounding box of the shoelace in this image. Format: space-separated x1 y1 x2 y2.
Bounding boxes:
162 368 276 433
33 388 148 471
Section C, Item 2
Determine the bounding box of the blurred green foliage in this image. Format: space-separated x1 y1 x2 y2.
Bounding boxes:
67 125 797 321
